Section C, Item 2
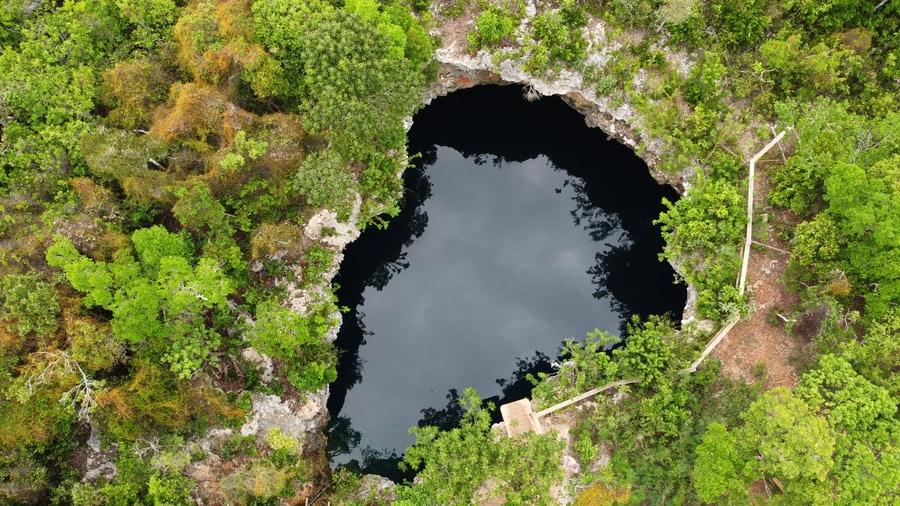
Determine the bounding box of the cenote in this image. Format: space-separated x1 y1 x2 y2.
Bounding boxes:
326 85 686 479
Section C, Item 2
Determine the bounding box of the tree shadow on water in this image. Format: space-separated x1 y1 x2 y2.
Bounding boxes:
327 164 432 415
415 350 557 431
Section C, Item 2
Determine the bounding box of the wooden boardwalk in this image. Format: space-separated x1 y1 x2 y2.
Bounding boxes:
499 132 788 437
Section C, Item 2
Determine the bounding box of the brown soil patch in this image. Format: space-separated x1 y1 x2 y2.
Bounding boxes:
710 155 809 390
712 246 801 389
431 3 477 52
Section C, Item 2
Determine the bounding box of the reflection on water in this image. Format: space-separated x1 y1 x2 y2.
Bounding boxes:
326 85 686 480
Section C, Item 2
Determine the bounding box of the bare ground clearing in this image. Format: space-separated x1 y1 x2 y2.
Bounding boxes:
711 157 809 390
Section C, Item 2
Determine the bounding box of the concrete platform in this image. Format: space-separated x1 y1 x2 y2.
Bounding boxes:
499 398 541 437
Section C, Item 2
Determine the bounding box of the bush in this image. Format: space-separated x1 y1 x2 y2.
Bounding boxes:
468 8 516 50
0 272 60 339
528 3 588 71
656 178 746 319
292 149 357 219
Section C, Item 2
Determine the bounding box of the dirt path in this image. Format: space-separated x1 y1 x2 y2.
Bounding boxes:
710 155 807 390
711 247 802 388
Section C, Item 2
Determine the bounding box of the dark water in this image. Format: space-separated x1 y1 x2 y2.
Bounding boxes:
326 85 685 478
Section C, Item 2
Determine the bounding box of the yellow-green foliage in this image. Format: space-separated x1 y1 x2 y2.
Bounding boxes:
0 389 74 450
220 461 292 503
64 316 123 373
100 57 174 129
150 83 231 147
574 482 631 505
266 427 302 457
96 362 243 441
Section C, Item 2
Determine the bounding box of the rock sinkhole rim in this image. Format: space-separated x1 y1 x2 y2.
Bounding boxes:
325 84 687 481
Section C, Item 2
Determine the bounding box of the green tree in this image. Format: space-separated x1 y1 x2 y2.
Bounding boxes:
693 388 837 504
0 273 60 338
797 354 897 439
468 8 516 50
692 422 746 504
114 0 177 50
398 388 565 505
249 301 337 391
824 155 900 318
614 315 682 387
295 9 427 159
840 308 900 399
292 149 356 218
46 227 234 379
707 0 770 49
656 177 746 319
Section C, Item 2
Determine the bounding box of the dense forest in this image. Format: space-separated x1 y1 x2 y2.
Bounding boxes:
0 0 898 504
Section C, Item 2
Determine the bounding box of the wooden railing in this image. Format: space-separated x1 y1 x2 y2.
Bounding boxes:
506 131 788 432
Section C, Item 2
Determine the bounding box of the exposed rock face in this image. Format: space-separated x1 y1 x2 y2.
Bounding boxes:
422 43 699 323
347 474 399 503
424 46 688 191
241 389 331 444
252 19 702 495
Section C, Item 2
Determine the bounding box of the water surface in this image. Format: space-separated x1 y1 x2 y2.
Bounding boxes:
326 85 685 477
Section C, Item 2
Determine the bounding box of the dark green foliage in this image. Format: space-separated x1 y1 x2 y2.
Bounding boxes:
840 309 900 400
468 7 517 50
656 178 746 319
0 272 60 338
615 316 688 387
683 51 727 109
758 33 855 101
792 0 876 33
249 301 337 392
397 388 565 505
172 181 231 236
530 329 619 407
292 150 357 219
296 9 427 159
707 0 770 49
253 0 431 165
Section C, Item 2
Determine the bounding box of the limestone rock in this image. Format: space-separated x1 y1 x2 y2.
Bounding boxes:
240 389 330 441
348 474 398 504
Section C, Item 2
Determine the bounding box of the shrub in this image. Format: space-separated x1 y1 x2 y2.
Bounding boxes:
468 8 516 50
0 272 60 339
292 149 357 219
